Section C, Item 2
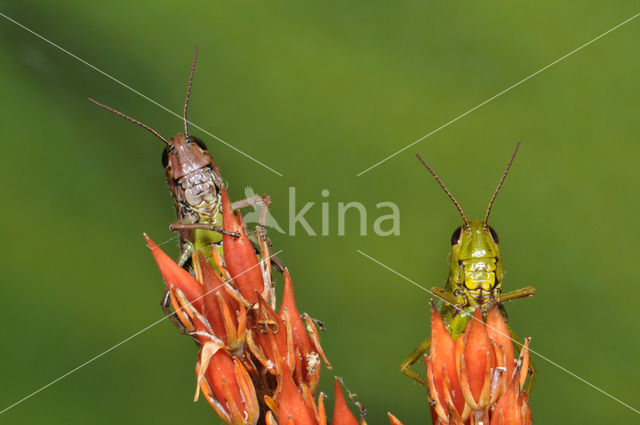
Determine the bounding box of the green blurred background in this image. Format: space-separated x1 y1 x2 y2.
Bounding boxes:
1 1 639 424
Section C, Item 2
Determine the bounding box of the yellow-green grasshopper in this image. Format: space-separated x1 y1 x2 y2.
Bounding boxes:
400 142 536 390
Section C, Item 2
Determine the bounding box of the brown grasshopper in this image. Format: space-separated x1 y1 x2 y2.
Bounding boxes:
89 45 283 330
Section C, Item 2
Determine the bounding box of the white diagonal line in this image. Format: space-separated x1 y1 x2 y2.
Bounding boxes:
357 11 640 176
356 249 640 415
0 248 283 415
0 316 167 415
0 11 283 177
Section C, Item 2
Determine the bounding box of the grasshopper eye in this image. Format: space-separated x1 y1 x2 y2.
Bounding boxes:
488 226 499 244
451 226 463 245
192 137 208 151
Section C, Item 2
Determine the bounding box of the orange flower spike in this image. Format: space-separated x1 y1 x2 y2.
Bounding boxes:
463 308 496 402
317 392 327 425
220 187 264 304
233 358 260 425
300 383 318 414
204 351 259 425
522 394 532 425
426 303 464 413
280 269 313 352
489 367 530 425
302 314 332 369
278 367 318 425
331 379 360 425
250 295 291 372
280 271 325 389
387 413 404 425
265 412 278 425
144 234 204 311
425 355 448 421
518 338 531 390
282 312 297 373
198 252 239 343
293 345 305 383
486 307 515 378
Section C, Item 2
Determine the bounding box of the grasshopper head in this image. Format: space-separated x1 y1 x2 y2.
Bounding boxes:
162 134 216 181
451 220 499 262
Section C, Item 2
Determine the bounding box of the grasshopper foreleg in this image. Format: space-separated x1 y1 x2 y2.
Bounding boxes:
482 286 536 313
431 287 468 310
169 222 240 238
497 286 536 303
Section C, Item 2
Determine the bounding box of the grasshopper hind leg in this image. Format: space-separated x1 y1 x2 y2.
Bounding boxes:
159 242 199 341
399 338 430 388
160 288 191 336
160 288 200 346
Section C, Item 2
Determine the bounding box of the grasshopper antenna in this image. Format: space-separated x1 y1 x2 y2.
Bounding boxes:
484 141 521 226
416 153 469 227
183 44 198 141
88 98 169 145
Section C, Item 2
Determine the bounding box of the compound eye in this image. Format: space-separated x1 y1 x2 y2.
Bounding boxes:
161 147 169 168
488 226 499 244
192 137 208 151
451 226 463 245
